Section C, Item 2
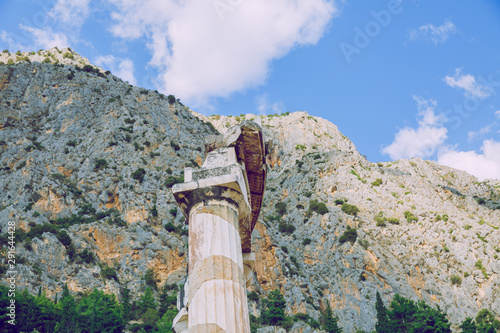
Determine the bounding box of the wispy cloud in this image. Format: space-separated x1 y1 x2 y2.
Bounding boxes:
95 55 137 85
382 97 447 160
467 125 492 141
49 0 91 28
107 0 337 107
255 94 285 115
444 68 492 98
438 140 500 181
409 19 457 45
0 25 69 51
495 110 500 119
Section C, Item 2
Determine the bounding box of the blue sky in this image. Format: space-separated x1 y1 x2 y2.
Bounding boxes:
1 0 499 180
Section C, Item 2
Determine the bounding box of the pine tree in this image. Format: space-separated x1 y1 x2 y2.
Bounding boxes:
120 285 132 322
460 317 477 333
158 284 177 318
157 309 177 333
375 291 389 333
77 289 125 333
138 286 157 316
387 294 419 333
411 302 451 333
261 289 286 326
323 303 342 333
476 309 500 333
55 284 79 333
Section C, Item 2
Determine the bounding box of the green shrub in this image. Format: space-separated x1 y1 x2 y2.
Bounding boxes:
247 291 259 302
275 201 287 215
371 178 383 186
476 197 486 205
338 226 357 244
27 223 57 239
132 168 146 183
167 95 176 104
450 274 462 286
278 222 295 234
133 142 144 151
375 211 386 227
78 248 95 264
170 140 180 151
63 52 74 59
359 239 369 249
404 210 418 223
165 175 184 188
165 222 176 232
94 159 108 171
295 144 306 151
341 203 359 216
16 160 27 170
302 238 312 246
387 217 400 225
144 268 159 290
150 204 158 217
309 199 329 215
334 199 345 205
56 230 72 247
101 266 119 281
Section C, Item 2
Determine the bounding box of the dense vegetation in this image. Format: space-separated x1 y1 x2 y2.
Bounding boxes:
375 291 499 333
0 282 178 333
1 283 499 333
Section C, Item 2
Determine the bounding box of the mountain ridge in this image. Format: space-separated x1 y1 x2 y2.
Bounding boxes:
1 49 500 332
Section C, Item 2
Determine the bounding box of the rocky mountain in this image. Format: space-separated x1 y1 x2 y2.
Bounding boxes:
1 48 500 332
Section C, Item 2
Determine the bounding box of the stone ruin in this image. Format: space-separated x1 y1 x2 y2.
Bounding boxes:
172 121 268 332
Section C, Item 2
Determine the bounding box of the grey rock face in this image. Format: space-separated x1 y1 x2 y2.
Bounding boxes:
1 51 499 332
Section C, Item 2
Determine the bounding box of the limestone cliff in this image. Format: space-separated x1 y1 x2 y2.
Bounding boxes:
1 49 499 332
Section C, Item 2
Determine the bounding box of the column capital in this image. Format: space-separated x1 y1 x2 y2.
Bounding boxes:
172 147 251 218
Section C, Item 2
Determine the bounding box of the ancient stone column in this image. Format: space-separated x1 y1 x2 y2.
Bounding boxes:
172 122 267 333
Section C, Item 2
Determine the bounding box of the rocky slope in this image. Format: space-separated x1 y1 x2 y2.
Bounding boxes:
1 49 500 332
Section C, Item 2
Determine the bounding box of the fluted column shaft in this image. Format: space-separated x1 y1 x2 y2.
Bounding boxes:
186 197 250 333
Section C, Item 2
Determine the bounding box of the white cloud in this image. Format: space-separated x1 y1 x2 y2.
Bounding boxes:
49 0 91 27
107 0 337 107
468 125 492 141
382 126 448 160
256 94 285 115
409 19 457 45
438 140 500 181
414 96 444 126
0 30 21 50
382 97 447 160
0 25 69 51
95 55 137 85
444 68 492 98
20 25 69 49
495 110 500 119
